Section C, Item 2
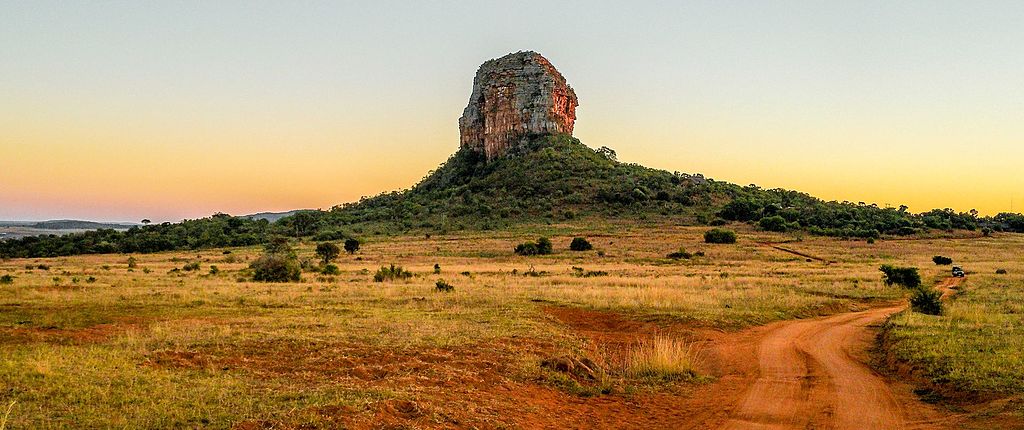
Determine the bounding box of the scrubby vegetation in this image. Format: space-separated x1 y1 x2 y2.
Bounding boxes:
704 228 737 244
250 239 301 282
932 256 953 265
315 242 341 265
626 336 698 380
0 274 13 284
373 264 412 282
909 288 943 315
515 237 553 256
569 237 593 251
435 279 455 292
879 265 922 289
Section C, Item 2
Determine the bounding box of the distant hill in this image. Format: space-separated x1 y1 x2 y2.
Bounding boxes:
0 220 137 241
240 211 306 223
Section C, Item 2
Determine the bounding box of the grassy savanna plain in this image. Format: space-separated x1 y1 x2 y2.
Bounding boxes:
0 223 1021 428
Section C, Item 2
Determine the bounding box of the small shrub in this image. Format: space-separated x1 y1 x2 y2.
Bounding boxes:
982 227 992 237
343 238 361 254
704 228 737 244
910 288 943 315
996 269 1008 274
315 242 341 265
667 248 692 260
86 276 97 283
0 275 13 285
142 267 152 274
182 262 201 272
127 256 137 268
627 336 698 379
36 264 50 271
373 264 412 282
435 279 455 292
209 265 220 275
251 254 301 282
867 238 875 244
515 237 554 256
879 265 921 289
321 264 339 275
758 215 788 232
569 237 593 252
932 256 953 265
433 263 441 274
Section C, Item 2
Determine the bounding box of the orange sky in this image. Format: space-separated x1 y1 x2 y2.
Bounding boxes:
3 2 1022 221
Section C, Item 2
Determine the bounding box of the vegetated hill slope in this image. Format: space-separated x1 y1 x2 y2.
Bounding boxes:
295 134 966 238
1 134 1016 258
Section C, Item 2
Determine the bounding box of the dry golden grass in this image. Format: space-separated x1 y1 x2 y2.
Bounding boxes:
626 336 699 379
0 224 1020 427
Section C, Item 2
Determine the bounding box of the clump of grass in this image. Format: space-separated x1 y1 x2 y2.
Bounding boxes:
0 274 13 285
626 336 698 379
320 264 339 275
666 248 692 260
996 268 1008 275
373 264 412 282
182 262 201 272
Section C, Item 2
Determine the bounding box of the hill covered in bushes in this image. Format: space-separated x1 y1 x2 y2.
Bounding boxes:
2 134 1020 258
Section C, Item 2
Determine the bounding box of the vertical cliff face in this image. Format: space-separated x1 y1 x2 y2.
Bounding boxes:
458 51 578 161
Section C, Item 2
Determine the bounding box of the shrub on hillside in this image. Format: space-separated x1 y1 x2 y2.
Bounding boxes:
996 269 1008 275
182 262 201 272
373 264 412 282
667 248 692 260
704 229 737 244
321 263 340 275
569 237 593 251
910 288 943 315
879 265 921 289
932 256 953 265
0 274 13 285
251 253 301 282
758 215 788 232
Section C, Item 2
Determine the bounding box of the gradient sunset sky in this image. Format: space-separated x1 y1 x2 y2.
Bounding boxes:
3 1 1023 222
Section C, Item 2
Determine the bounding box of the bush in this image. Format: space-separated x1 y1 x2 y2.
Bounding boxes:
127 256 137 268
321 263 339 275
932 256 953 265
996 269 1008 274
343 238 361 254
251 253 301 282
758 215 788 232
667 248 692 260
910 288 943 315
182 262 201 272
879 265 921 289
704 228 737 244
569 237 593 251
0 274 13 284
435 279 455 292
315 242 341 265
209 265 220 275
373 264 412 282
433 263 441 274
515 237 553 256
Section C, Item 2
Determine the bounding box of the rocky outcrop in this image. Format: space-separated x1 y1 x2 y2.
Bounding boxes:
459 51 578 161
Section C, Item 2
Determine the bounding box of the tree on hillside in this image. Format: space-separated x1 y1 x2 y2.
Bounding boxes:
344 238 360 254
316 242 341 265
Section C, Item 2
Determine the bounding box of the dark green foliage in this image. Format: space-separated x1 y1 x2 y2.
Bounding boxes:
251 253 301 282
515 237 553 256
758 215 788 232
996 269 1008 275
373 264 412 282
435 279 455 292
879 265 922 289
315 242 341 265
209 265 220 275
932 256 953 265
182 262 201 272
433 263 441 274
704 229 737 244
920 208 978 231
910 289 943 315
0 274 13 284
569 237 593 251
86 276 97 283
343 238 360 254
571 266 608 277
321 264 339 275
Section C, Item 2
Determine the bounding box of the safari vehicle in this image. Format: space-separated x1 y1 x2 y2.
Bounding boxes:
952 266 966 278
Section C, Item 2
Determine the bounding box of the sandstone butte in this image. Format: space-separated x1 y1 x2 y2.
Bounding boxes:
458 51 578 161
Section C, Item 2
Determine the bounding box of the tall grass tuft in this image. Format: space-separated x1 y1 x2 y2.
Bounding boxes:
627 336 699 379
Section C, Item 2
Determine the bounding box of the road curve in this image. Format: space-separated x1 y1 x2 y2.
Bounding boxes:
720 305 917 430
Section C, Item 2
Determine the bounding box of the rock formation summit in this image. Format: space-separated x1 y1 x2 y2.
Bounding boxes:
458 51 578 161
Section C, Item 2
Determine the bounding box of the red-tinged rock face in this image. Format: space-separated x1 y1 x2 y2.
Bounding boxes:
458 51 578 161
